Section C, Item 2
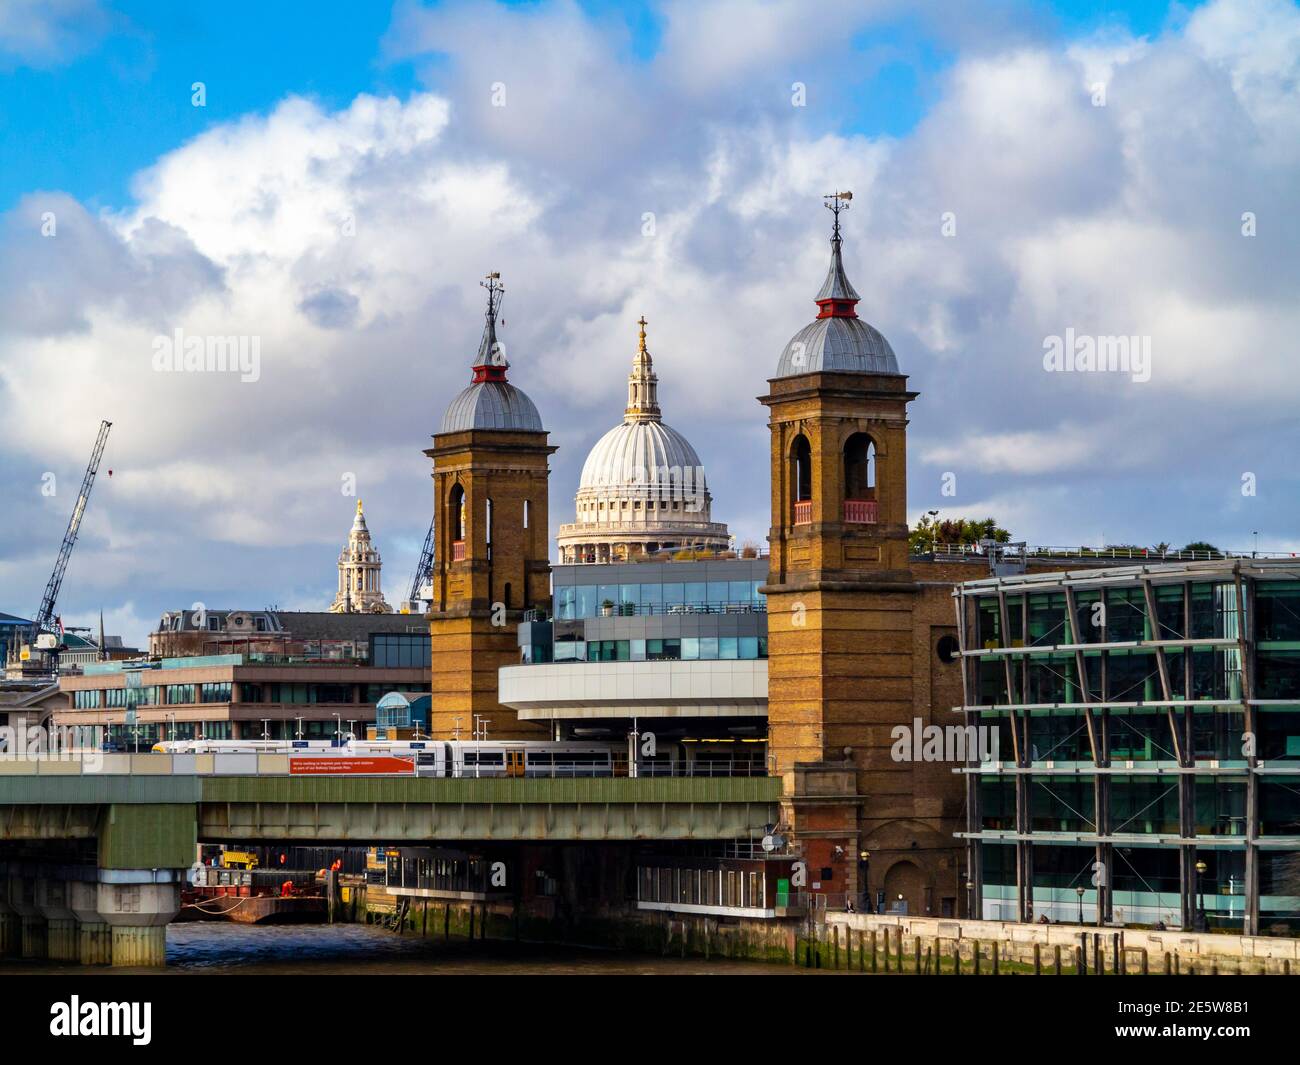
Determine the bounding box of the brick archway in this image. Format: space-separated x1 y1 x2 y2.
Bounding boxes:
882 859 925 915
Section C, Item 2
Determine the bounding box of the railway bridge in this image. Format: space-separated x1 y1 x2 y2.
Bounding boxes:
0 754 781 966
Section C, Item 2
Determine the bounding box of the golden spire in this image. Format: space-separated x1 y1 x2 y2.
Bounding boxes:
356 498 363 514
625 314 660 423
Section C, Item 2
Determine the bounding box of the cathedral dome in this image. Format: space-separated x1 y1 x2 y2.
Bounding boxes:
558 317 729 565
774 192 899 378
578 419 706 498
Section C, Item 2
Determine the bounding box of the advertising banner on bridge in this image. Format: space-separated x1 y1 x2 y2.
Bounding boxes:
289 756 415 775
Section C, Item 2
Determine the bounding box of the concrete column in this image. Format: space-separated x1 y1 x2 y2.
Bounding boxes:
0 887 17 957
35 877 79 962
69 880 112 966
6 875 46 959
97 878 180 967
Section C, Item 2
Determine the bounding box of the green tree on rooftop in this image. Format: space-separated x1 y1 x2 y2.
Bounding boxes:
910 515 1011 553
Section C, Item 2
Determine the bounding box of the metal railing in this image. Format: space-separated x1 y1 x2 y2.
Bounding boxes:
793 500 812 525
428 760 768 779
580 600 767 617
843 499 877 524
451 540 466 561
634 761 767 778
925 543 1299 562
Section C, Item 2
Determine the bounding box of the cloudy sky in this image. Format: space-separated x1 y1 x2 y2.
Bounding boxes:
0 0 1297 647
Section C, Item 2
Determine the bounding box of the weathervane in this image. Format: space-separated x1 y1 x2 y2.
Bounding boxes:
480 271 504 323
823 190 853 243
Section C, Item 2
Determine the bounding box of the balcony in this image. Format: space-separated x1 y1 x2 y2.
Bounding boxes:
843 499 877 524
451 540 466 562
792 500 812 525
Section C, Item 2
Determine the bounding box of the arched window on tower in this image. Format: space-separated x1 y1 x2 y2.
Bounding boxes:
843 433 878 524
791 434 812 525
449 484 466 560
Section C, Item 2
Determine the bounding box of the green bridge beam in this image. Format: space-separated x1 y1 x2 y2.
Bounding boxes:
0 776 783 847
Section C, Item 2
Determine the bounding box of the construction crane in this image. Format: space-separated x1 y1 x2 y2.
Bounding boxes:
32 420 112 643
403 516 435 613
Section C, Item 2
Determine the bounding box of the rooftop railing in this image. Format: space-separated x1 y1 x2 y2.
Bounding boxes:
924 543 1299 563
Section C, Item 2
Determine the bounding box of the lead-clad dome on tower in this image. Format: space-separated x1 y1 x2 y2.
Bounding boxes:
440 272 544 434
557 317 730 565
441 380 542 433
774 192 899 378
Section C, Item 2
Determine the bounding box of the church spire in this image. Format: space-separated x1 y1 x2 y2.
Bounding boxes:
624 315 661 423
471 272 508 383
815 191 860 318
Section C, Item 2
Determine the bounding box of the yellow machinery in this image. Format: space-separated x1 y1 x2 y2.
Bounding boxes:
219 850 259 870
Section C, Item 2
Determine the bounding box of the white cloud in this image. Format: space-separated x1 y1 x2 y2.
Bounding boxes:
3 0 1299 628
0 0 109 68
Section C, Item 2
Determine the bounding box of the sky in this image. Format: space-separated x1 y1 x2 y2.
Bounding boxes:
0 0 1297 649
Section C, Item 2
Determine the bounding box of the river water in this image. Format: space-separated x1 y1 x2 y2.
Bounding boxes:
0 923 842 975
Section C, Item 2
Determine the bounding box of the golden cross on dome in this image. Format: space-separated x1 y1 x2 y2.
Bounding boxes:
356 499 363 514
637 316 648 353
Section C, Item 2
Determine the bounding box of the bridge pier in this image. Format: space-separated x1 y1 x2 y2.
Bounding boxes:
0 883 17 956
68 880 112 966
97 876 181 967
36 876 79 962
5 875 46 959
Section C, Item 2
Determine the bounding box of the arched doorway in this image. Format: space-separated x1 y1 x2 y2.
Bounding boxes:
882 860 925 916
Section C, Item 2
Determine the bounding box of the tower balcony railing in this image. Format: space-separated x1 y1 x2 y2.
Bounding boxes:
792 500 813 525
451 540 466 562
843 499 878 524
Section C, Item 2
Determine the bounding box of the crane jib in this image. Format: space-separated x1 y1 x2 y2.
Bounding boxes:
33 420 112 637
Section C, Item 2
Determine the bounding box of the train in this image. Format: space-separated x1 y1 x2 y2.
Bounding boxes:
150 737 764 778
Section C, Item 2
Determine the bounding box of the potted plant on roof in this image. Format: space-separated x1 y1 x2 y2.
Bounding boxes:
600 599 615 617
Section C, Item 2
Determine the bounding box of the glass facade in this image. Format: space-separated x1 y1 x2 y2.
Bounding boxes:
555 578 765 619
958 562 1300 935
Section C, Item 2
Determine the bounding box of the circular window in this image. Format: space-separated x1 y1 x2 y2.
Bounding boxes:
936 635 960 664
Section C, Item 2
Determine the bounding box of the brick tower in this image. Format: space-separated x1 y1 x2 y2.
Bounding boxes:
425 273 553 741
759 194 919 905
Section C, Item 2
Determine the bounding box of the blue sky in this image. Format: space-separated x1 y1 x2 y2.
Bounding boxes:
1 0 1295 648
0 0 1201 210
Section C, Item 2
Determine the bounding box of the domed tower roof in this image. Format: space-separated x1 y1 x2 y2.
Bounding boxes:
774 192 899 378
440 273 544 433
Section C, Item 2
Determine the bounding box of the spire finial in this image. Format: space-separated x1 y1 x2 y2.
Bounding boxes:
356 499 363 514
625 314 661 423
815 192 861 317
472 272 509 382
823 190 853 244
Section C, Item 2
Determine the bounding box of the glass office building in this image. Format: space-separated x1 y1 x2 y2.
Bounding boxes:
953 558 1300 935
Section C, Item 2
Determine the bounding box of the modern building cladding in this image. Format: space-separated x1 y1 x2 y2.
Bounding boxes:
54 630 431 746
953 557 1300 935
500 557 769 738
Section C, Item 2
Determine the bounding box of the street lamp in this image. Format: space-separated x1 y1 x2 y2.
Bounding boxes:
1194 860 1208 932
965 879 975 919
1076 884 1085 924
858 850 870 911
